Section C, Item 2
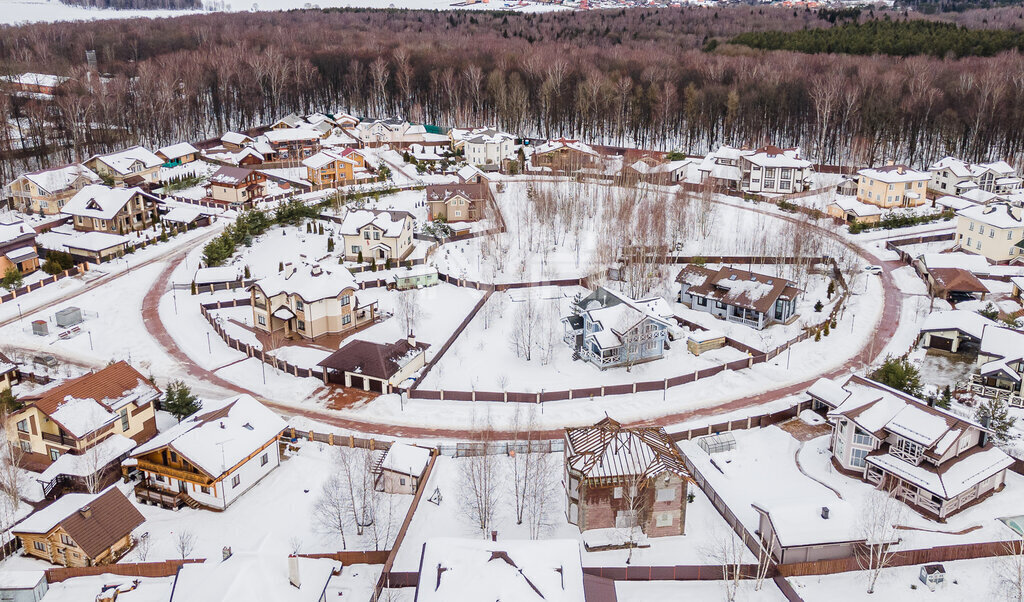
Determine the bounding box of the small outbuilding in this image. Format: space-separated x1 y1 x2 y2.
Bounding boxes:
697 432 736 455
374 443 432 494
919 564 945 588
686 329 726 356
317 336 429 393
0 571 47 602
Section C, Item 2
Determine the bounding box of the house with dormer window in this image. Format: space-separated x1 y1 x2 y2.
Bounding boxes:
207 166 267 209
676 265 800 330
964 325 1024 408
808 375 1012 520
85 146 163 188
8 163 101 215
562 287 674 369
339 209 414 262
425 183 492 222
928 157 1022 197
61 185 160 234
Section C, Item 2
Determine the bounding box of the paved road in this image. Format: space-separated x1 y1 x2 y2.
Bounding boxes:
132 195 908 440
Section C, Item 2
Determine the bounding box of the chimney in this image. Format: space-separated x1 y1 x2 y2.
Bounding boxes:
407 332 416 347
821 506 830 520
220 422 225 429
311 264 323 277
491 530 498 542
222 546 232 561
79 506 92 519
288 554 301 589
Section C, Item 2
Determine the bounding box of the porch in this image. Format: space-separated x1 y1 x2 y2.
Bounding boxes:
726 307 763 329
134 482 189 510
963 374 1024 408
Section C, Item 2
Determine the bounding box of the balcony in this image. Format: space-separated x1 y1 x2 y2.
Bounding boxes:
135 459 213 486
134 483 186 510
965 374 1024 407
727 313 761 329
40 431 74 447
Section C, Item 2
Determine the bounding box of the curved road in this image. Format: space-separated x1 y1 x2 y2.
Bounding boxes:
134 193 908 440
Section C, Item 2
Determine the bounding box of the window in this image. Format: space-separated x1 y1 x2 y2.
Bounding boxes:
232 475 241 488
260 453 269 466
969 221 975 231
400 477 406 486
121 409 130 432
33 541 47 552
297 320 305 331
155 474 165 482
967 237 973 247
201 486 210 494
296 300 304 311
49 449 60 462
19 441 31 453
16 419 28 433
696 297 707 307
655 512 673 527
850 447 869 468
60 534 75 547
989 229 995 238
373 231 380 240
613 487 623 499
853 428 873 446
257 315 266 326
351 245 360 254
893 437 924 463
979 226 986 235
715 301 725 310
656 487 676 502
340 295 350 306
363 231 371 240
342 315 351 325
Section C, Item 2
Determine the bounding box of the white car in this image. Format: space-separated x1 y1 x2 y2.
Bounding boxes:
863 265 883 275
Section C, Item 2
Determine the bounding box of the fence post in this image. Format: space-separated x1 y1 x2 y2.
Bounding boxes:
308 431 314 442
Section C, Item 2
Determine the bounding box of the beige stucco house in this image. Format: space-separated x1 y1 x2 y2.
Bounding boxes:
955 202 1024 263
8 164 101 215
339 209 414 262
856 164 929 208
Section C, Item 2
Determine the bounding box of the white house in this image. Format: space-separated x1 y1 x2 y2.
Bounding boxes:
929 157 1022 196
129 395 286 511
740 146 813 194
460 128 515 167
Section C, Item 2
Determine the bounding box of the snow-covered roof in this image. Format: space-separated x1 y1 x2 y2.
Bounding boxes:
252 264 356 303
829 196 883 217
0 219 35 246
264 127 320 143
0 571 45 590
742 145 811 169
157 142 199 160
960 189 1002 204
919 252 991 273
3 72 67 88
979 326 1024 374
90 146 162 175
957 202 1023 230
934 195 977 212
380 443 431 477
302 150 356 170
463 127 514 145
162 206 203 224
579 287 674 350
858 164 929 183
132 394 286 479
170 553 338 602
753 500 864 547
457 164 489 183
62 185 148 220
209 166 258 187
221 131 253 146
51 398 117 438
37 434 136 483
339 209 411 238
18 163 100 195
534 137 598 157
806 377 851 408
416 538 585 602
194 266 242 285
919 310 996 340
867 446 1013 500
60 231 130 252
392 265 437 280
929 156 1017 178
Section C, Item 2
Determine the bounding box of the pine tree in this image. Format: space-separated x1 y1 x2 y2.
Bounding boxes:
814 300 823 312
937 385 952 409
869 355 923 397
190 281 197 295
318 223 324 235
327 237 335 252
163 380 203 423
975 397 1015 443
823 322 830 336
814 329 821 342
827 281 835 299
243 265 251 279
357 249 364 264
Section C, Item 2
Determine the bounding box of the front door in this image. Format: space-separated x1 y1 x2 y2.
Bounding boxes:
179 480 188 494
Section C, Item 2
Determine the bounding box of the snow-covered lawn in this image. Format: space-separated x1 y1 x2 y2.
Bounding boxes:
789 557 1006 601
616 580 788 601
419 288 749 393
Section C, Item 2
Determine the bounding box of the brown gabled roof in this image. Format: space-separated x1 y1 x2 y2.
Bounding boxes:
679 266 800 314
424 183 492 205
317 339 429 380
15 488 146 560
19 361 160 418
928 268 989 295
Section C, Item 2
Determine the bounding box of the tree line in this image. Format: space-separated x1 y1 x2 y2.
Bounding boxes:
1 6 1024 184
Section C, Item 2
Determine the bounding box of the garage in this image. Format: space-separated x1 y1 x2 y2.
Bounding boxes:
928 335 955 352
348 375 365 390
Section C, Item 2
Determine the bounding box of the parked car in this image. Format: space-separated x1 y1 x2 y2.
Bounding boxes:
33 354 58 368
863 265 883 275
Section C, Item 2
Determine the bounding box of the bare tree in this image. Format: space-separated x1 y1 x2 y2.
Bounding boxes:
615 471 649 564
394 291 420 337
695 179 718 241
509 296 538 361
0 412 26 513
995 535 1024 602
313 471 351 549
508 405 538 525
856 487 905 594
524 453 559 540
458 416 500 536
132 532 151 562
754 529 777 591
368 488 399 552
79 445 110 495
702 527 746 602
175 529 197 560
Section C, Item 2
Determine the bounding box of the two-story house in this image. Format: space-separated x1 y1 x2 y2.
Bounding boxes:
459 128 515 167
809 375 1013 520
0 218 40 276
263 128 322 160
339 209 414 263
129 394 286 511
207 166 267 209
6 362 159 471
856 164 930 208
562 287 673 369
220 131 254 151
425 183 492 222
676 265 800 330
564 418 692 541
155 142 200 167
13 488 144 567
249 263 377 341
739 145 813 194
928 157 1022 197
697 145 746 189
964 325 1024 408
955 202 1024 263
302 148 366 189
530 138 600 173
8 164 101 215
61 185 161 234
85 146 163 188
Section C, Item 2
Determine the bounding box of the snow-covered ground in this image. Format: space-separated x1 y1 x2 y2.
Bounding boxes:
616 580 788 601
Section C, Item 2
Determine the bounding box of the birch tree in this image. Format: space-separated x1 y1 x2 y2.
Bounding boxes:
702 527 747 602
856 487 905 594
995 535 1024 602
458 416 500 536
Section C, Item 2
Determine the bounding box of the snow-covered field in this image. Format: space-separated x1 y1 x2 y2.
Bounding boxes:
789 557 1008 601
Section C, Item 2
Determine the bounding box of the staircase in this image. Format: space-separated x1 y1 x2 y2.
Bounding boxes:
181 494 202 510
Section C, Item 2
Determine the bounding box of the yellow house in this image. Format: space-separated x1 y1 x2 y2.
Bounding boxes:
302 149 365 189
6 362 160 470
339 209 414 262
8 164 101 215
956 202 1024 263
13 488 144 567
856 164 929 208
85 146 163 188
0 352 16 393
249 264 377 341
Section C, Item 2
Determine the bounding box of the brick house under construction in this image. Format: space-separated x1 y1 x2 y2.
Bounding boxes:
563 418 692 541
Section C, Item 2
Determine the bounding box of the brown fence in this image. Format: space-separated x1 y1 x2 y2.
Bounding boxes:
407 289 493 393
199 298 319 379
298 550 390 565
582 564 759 581
0 266 83 305
777 539 1023 578
282 427 394 452
886 232 957 265
44 559 204 583
670 400 812 442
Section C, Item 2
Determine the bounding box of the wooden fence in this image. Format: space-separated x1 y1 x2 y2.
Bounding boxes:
44 559 204 583
670 400 812 442
282 427 394 452
0 266 83 305
297 550 390 565
582 564 759 581
885 232 957 265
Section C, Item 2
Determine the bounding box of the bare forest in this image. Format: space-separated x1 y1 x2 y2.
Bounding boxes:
2 6 1024 182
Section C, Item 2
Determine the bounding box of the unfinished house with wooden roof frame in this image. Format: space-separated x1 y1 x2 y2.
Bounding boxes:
676 265 800 330
563 418 692 541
